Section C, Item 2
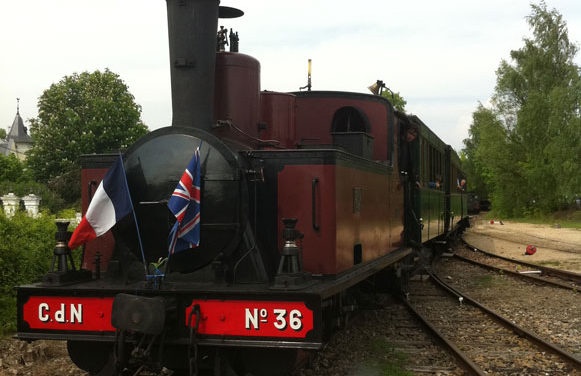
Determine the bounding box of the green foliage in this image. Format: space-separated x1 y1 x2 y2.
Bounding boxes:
475 274 497 288
0 154 28 182
0 180 68 214
461 105 497 199
0 128 6 140
381 90 407 113
0 154 70 213
56 208 79 220
46 168 81 208
26 69 148 204
506 208 581 229
0 212 57 332
369 339 412 376
463 2 581 216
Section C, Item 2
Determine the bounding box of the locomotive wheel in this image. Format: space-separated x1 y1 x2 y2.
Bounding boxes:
67 340 115 375
374 256 413 297
322 289 358 339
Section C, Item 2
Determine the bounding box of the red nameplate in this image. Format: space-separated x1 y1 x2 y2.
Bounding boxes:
22 296 115 332
23 296 315 339
185 299 314 338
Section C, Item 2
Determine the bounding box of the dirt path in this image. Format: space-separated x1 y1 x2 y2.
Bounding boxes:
463 216 581 273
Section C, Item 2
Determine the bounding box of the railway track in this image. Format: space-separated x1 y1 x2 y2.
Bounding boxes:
406 270 580 375
458 240 581 291
299 239 581 376
295 293 467 376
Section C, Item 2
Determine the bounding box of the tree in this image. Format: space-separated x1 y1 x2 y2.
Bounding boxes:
494 2 580 213
26 69 148 203
0 128 6 140
0 154 26 182
463 2 581 216
381 90 407 113
463 104 528 216
462 104 494 198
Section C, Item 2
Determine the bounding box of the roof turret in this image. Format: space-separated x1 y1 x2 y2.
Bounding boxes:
7 98 32 143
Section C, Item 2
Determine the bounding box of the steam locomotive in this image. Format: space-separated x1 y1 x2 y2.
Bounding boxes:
16 1 468 375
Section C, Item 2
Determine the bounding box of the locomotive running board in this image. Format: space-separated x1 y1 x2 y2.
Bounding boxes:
15 332 323 350
313 247 413 299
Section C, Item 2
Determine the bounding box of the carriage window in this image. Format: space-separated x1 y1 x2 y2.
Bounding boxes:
427 145 443 185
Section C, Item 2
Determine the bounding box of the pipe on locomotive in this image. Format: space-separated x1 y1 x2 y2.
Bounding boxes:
166 0 219 131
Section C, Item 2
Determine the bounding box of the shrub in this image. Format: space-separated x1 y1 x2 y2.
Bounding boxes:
0 212 57 332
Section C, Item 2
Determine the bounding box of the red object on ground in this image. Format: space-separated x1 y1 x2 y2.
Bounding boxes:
490 220 494 224
525 245 537 255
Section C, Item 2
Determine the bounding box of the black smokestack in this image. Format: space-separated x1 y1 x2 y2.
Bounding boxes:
166 0 219 131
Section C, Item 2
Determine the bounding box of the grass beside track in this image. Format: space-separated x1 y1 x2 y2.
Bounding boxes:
369 339 413 376
481 208 581 229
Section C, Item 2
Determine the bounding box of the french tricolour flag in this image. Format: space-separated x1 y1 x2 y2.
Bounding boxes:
68 155 133 250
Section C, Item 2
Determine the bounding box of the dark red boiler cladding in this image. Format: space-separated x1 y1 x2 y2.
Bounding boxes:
214 52 261 143
260 92 297 149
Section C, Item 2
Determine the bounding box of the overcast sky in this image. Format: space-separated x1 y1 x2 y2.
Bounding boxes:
1 0 580 151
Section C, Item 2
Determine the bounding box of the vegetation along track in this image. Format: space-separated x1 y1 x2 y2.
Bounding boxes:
459 240 581 291
295 293 467 376
407 269 580 375
434 246 581 369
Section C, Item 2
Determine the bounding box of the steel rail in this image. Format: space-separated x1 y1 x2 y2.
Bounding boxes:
462 239 581 282
427 269 581 367
401 296 487 376
453 252 579 292
460 240 581 291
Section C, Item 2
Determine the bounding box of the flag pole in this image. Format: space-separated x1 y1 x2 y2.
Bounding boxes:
165 140 203 275
165 223 177 276
118 153 148 277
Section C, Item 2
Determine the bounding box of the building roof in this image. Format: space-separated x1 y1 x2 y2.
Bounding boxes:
2 100 33 157
8 107 32 144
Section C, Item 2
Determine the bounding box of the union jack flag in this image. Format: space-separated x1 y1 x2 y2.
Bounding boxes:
168 147 201 254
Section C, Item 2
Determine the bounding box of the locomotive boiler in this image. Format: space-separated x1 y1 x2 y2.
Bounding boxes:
15 1 468 375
